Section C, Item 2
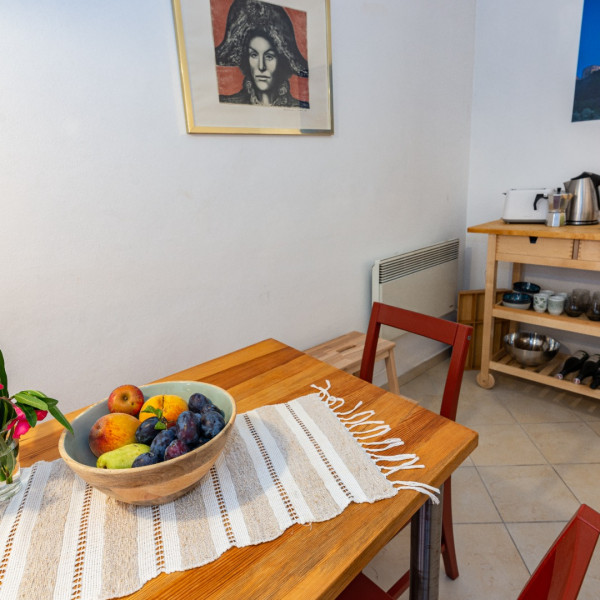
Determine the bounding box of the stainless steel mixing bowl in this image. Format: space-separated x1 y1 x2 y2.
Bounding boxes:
503 332 560 366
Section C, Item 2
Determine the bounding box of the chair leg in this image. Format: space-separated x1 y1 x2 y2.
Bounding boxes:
337 572 391 599
384 348 400 395
441 477 459 580
387 571 409 599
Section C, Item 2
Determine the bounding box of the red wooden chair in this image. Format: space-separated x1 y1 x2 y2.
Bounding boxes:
357 302 473 598
518 503 600 600
338 504 600 600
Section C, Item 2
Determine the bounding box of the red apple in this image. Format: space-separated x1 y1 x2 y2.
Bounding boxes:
107 384 145 416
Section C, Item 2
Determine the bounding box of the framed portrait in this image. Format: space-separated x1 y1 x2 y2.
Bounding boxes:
172 0 333 135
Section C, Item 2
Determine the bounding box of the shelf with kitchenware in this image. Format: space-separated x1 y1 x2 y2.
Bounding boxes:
467 220 600 394
488 349 600 400
492 304 600 336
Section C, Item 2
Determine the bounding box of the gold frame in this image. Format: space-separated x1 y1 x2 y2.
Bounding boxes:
172 0 333 135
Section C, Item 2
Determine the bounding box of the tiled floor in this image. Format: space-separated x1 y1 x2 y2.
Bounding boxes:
362 361 600 599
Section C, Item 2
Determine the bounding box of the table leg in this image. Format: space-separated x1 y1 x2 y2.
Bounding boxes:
409 485 443 600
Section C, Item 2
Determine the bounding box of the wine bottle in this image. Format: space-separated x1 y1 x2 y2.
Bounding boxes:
555 350 589 380
573 354 600 384
590 369 600 390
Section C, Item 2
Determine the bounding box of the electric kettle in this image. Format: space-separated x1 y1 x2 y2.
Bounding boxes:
563 172 600 225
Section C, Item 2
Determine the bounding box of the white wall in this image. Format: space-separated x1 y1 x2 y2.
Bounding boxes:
466 0 600 287
1 1 476 412
465 0 600 354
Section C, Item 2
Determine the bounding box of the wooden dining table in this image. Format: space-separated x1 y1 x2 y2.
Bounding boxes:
19 338 478 600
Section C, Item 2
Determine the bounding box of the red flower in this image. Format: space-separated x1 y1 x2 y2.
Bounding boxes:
7 407 31 439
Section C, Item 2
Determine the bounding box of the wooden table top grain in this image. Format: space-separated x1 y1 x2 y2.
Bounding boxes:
18 339 478 600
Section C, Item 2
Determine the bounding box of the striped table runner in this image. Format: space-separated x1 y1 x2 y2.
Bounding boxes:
0 382 438 600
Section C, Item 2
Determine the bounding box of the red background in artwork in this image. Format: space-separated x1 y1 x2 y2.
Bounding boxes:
210 0 309 102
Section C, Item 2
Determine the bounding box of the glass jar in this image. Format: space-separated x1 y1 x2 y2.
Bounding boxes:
0 426 21 501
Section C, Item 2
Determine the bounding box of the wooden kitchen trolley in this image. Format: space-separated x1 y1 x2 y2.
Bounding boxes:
467 220 600 398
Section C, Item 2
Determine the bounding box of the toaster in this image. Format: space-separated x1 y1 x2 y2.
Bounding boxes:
501 188 554 223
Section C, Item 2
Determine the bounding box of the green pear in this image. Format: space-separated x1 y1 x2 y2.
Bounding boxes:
96 443 151 469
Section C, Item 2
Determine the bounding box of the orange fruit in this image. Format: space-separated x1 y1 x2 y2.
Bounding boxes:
139 394 188 426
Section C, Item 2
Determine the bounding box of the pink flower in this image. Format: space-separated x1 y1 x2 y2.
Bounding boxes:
6 406 49 439
6 406 35 439
7 418 30 441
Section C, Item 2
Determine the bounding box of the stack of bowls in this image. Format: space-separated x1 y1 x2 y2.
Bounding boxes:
503 292 532 310
513 282 541 296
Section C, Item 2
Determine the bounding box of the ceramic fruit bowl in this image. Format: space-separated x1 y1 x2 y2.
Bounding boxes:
513 282 541 295
503 332 560 366
502 292 532 309
58 381 236 506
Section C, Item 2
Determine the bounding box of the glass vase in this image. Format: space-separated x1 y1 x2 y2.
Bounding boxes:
0 427 21 501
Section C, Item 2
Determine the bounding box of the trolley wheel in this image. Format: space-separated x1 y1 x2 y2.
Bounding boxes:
476 372 495 389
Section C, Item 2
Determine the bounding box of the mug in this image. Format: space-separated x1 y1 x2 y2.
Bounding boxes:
547 295 565 316
533 293 548 313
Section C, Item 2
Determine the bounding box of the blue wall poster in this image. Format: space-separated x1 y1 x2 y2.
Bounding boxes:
573 0 600 121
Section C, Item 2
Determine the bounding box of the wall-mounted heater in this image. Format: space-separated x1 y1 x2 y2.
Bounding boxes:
371 239 459 336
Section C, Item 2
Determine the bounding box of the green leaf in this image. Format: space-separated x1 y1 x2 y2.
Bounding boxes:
0 349 8 398
22 390 48 399
43 397 59 407
142 406 163 419
13 392 48 411
18 402 38 428
154 419 167 431
47 404 74 434
0 434 11 454
0 401 14 432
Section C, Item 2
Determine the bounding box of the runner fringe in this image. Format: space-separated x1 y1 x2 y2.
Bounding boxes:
311 381 440 504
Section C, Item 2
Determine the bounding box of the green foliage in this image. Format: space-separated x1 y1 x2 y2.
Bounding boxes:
141 405 167 430
0 349 8 397
0 351 74 436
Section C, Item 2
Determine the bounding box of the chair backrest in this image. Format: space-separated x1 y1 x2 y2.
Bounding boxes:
518 504 600 600
359 302 472 422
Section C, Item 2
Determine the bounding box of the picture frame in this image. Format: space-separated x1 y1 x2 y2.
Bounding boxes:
172 0 333 135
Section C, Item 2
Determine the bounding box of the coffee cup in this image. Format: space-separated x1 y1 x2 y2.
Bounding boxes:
533 293 548 313
547 295 565 316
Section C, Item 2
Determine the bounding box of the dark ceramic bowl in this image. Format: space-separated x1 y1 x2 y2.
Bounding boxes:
513 282 541 295
503 292 532 309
